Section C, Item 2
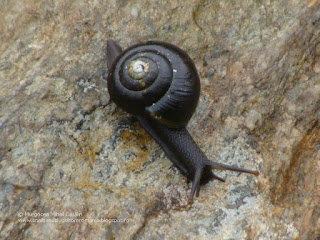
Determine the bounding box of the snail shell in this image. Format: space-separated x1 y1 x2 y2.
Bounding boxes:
107 41 200 128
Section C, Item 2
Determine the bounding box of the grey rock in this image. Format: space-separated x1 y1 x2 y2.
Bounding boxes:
0 0 319 239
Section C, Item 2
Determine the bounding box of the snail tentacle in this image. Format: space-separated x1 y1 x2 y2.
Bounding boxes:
190 168 202 202
205 161 260 176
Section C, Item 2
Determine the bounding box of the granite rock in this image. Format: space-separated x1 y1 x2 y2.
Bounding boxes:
0 0 319 239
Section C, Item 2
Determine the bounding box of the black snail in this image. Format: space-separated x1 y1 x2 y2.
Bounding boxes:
106 40 259 203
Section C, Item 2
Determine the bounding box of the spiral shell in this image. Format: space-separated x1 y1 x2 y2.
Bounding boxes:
107 41 200 128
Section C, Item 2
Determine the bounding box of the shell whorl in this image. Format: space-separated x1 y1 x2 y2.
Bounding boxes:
107 41 200 128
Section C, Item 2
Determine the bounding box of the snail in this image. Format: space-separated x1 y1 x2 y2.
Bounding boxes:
106 40 259 203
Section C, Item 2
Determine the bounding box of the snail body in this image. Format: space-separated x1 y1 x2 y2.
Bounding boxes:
106 40 259 202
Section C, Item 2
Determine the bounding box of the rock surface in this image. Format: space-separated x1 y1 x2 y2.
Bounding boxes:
1 0 319 239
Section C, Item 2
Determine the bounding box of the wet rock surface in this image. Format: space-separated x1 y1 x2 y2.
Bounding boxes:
0 0 319 239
